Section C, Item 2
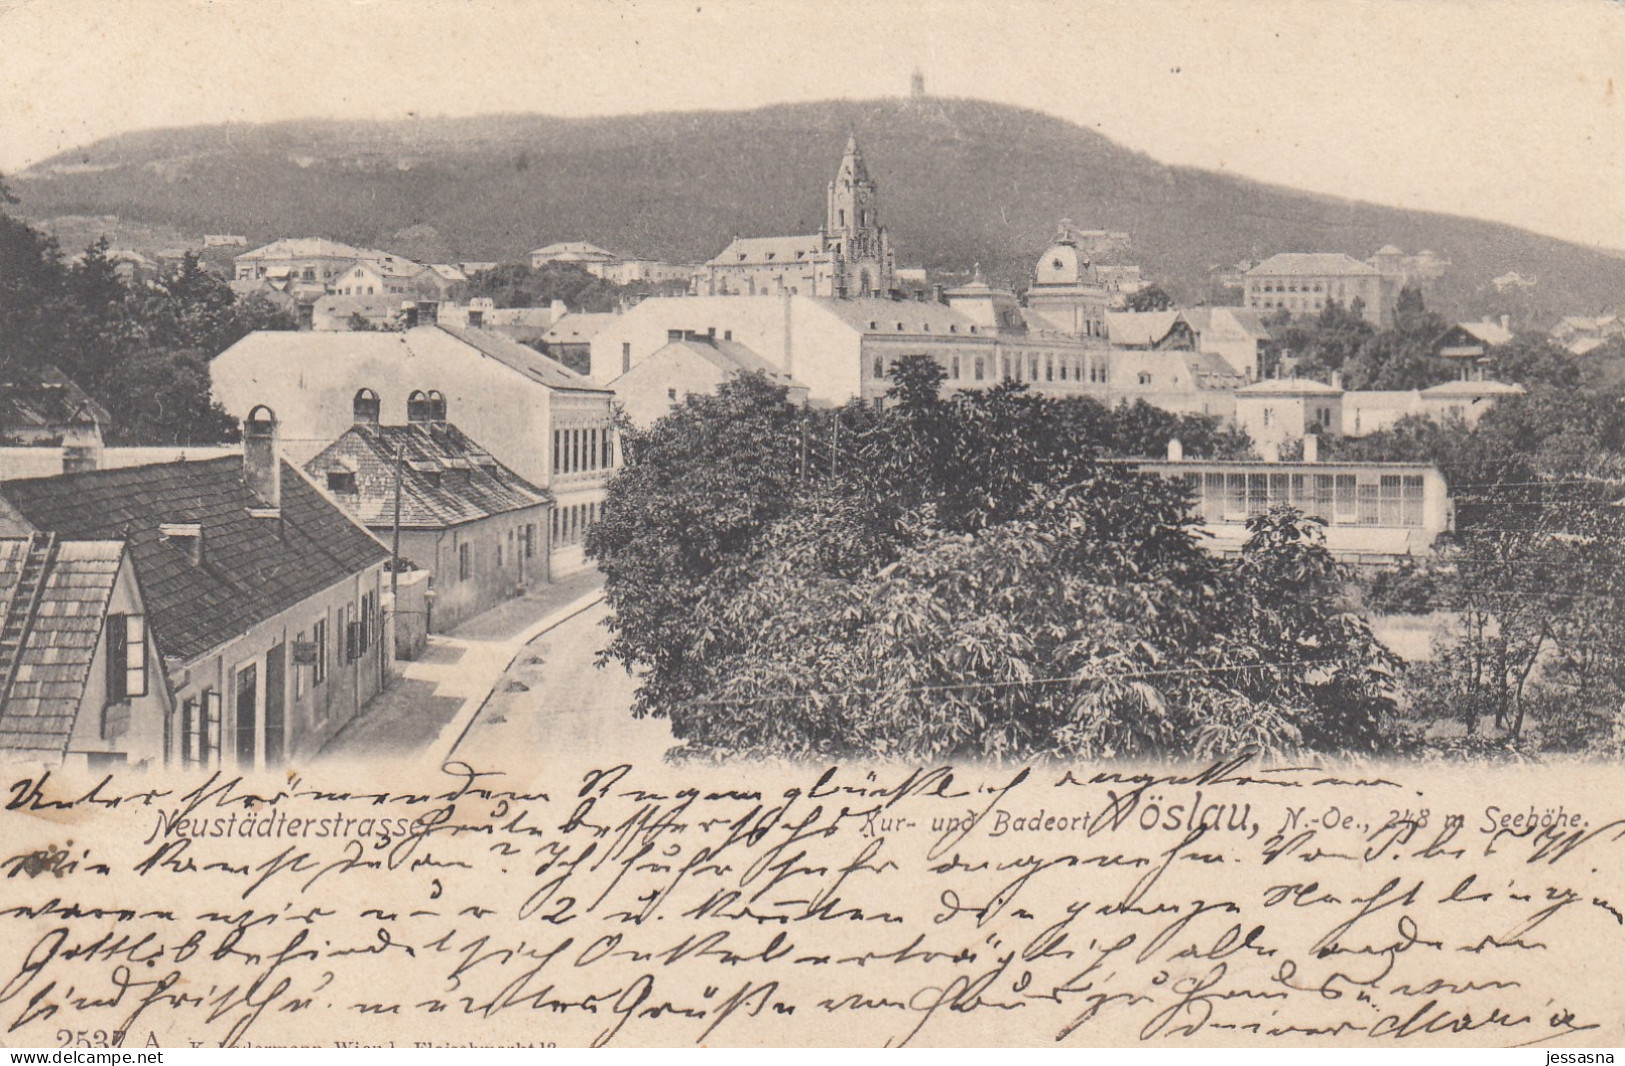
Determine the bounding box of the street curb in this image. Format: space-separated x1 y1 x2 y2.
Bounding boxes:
424 589 607 768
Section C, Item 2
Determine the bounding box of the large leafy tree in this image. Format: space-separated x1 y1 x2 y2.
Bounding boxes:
591 357 1404 762
0 189 293 444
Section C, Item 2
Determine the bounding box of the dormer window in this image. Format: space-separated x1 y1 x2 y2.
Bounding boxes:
327 470 357 493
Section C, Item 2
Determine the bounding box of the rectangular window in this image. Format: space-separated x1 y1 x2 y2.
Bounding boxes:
1402 475 1425 528
1225 473 1248 522
359 593 374 656
1359 481 1381 526
1203 472 1225 522
313 617 329 684
1334 475 1359 524
622 341 632 374
295 630 308 698
974 357 985 381
105 614 148 702
459 542 472 581
181 697 198 765
553 429 562 475
187 689 221 767
1247 473 1269 515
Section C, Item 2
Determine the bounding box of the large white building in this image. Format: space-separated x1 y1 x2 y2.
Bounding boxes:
585 291 1240 419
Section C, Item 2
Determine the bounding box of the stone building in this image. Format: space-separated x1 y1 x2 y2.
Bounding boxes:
702 135 895 298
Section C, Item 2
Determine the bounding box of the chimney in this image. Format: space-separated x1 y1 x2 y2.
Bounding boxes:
932 284 946 304
1303 433 1319 463
353 387 380 430
1500 313 1510 331
160 522 204 566
242 404 281 513
61 444 99 475
407 389 447 426
550 298 569 325
1166 437 1183 462
1330 371 1344 390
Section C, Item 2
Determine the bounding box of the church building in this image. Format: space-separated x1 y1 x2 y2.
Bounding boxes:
702 135 896 298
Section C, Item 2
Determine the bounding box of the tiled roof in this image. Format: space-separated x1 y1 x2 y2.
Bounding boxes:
352 255 426 280
0 538 125 755
708 235 827 267
433 324 610 393
1236 377 1344 396
429 264 468 282
0 458 387 663
531 242 618 262
813 297 978 334
305 422 550 531
1452 320 1514 347
237 238 386 262
1183 351 1246 387
1419 380 1525 399
1 365 111 429
1106 310 1185 347
1248 253 1378 277
637 337 797 384
542 312 618 344
315 294 403 318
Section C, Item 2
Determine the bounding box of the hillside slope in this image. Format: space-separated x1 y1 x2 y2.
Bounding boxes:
12 97 1621 320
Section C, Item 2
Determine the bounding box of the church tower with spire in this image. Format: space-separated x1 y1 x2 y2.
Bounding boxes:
822 134 894 298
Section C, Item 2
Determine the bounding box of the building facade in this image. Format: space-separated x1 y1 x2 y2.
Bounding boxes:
0 536 173 771
1132 452 1454 564
1244 253 1387 325
0 412 391 770
305 392 552 633
213 324 618 578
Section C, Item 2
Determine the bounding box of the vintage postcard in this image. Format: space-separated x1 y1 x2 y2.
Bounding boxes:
1 0 1624 1049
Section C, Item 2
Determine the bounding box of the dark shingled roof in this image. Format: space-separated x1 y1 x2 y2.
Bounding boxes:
0 458 388 663
305 422 551 530
0 538 125 755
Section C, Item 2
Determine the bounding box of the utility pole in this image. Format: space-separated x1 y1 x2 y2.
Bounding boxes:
830 413 839 479
391 442 403 598
799 411 809 484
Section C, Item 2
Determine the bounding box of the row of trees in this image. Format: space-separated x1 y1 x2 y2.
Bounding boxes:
463 261 688 313
1327 341 1625 754
589 361 1397 762
1 180 293 444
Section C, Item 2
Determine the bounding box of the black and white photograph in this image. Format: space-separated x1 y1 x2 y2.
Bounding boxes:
0 0 1623 1050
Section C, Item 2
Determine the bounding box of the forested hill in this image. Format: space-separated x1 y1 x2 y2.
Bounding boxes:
11 97 1622 320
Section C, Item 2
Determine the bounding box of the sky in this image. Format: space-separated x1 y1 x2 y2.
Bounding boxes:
2 0 1623 248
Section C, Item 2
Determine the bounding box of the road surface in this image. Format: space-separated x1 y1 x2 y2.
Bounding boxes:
448 600 672 767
